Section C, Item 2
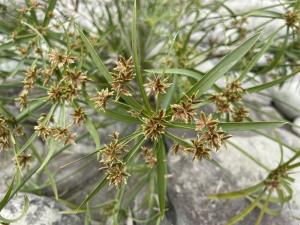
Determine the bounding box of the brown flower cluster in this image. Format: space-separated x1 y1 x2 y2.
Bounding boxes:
142 110 166 140
285 11 300 31
0 116 11 151
91 88 114 111
64 69 88 89
144 75 171 96
34 122 76 145
173 111 231 160
71 107 86 125
48 49 75 68
15 154 32 169
48 80 77 103
100 132 129 187
18 0 43 14
111 56 135 99
16 66 38 111
264 165 288 190
90 56 135 111
142 146 157 168
210 80 248 121
171 94 198 123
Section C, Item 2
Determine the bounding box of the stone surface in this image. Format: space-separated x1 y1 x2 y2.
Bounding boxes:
39 151 115 223
166 132 300 225
1 193 83 225
248 105 283 122
0 152 15 190
270 79 300 120
292 116 300 136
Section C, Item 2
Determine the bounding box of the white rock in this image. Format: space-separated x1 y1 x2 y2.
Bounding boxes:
292 116 300 136
167 132 300 225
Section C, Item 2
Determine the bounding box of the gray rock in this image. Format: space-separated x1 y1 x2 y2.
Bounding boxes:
271 80 300 120
0 193 83 225
248 105 283 122
243 92 272 106
39 151 115 223
166 132 300 225
0 152 15 189
292 117 300 136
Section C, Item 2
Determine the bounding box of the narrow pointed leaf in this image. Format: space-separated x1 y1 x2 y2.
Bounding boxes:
145 68 204 80
156 138 167 217
85 118 101 149
132 0 151 112
208 182 264 199
226 192 264 225
186 32 261 96
239 31 277 81
246 71 300 93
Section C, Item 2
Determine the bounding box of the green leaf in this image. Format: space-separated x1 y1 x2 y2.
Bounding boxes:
166 121 286 131
239 31 277 81
145 68 204 80
186 32 261 96
0 177 15 211
132 0 151 112
219 121 286 131
123 136 145 163
16 100 48 123
77 25 142 111
208 182 264 199
226 192 264 225
156 138 166 218
17 133 38 155
246 71 300 93
255 191 271 225
43 0 57 26
77 25 112 82
78 175 108 210
85 118 101 149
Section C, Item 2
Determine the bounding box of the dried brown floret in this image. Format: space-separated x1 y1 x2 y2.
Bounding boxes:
195 111 219 131
16 90 28 111
48 49 75 68
0 116 11 151
101 132 126 165
202 126 231 151
51 126 76 145
209 93 230 113
111 56 135 99
142 110 166 140
142 146 157 168
91 88 114 111
15 154 32 169
72 107 86 125
48 81 77 103
232 106 249 122
224 80 244 102
64 69 88 89
171 101 195 123
144 75 171 96
185 136 212 160
106 162 129 187
34 122 51 140
171 93 198 123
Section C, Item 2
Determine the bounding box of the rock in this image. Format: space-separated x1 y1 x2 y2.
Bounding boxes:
243 92 272 106
292 117 300 136
248 105 283 122
166 132 300 225
1 193 83 225
0 151 15 190
39 151 115 223
271 79 300 120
